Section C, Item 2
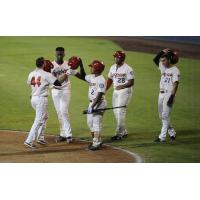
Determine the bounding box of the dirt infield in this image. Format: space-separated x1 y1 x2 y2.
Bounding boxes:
99 36 200 59
0 131 140 163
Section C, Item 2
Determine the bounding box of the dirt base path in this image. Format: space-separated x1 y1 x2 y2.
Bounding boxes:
0 131 141 163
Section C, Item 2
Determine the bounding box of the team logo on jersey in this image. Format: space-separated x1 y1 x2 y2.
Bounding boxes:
162 73 173 77
99 83 105 89
89 83 96 86
112 73 126 78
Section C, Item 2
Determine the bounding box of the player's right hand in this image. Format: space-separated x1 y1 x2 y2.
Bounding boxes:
167 94 175 107
162 48 171 53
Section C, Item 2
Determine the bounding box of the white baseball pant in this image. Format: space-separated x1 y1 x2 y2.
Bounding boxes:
112 87 133 135
25 96 48 143
51 88 72 138
158 92 176 141
87 100 106 133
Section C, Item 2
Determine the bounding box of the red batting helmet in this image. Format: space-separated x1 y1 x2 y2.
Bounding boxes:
68 56 81 69
43 60 53 73
88 60 105 74
113 51 126 62
162 50 179 64
171 51 179 64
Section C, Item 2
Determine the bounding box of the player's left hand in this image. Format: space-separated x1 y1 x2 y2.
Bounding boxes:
87 106 94 114
167 94 175 107
116 85 125 90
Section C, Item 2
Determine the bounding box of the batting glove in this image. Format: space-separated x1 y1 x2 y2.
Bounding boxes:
87 107 94 114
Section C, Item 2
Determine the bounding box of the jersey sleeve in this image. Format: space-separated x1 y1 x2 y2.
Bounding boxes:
27 73 32 85
66 69 78 76
46 73 57 84
172 68 180 83
85 75 92 83
97 79 106 93
127 67 134 80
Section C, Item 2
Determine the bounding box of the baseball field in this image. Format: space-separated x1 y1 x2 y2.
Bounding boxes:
0 36 199 162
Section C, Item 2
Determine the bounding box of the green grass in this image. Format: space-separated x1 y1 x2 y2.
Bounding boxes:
0 36 200 162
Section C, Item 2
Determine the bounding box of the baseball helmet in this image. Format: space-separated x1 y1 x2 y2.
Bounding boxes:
68 56 81 69
88 60 105 74
43 60 53 73
113 51 126 62
162 50 179 64
170 51 179 64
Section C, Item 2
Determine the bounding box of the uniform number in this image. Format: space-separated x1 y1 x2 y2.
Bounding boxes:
164 77 171 83
31 76 41 87
117 78 125 83
91 89 95 95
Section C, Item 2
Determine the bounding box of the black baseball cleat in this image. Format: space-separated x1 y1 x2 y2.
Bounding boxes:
55 136 67 143
24 142 36 149
111 135 122 141
154 138 166 143
88 144 101 151
37 140 47 145
111 134 128 141
66 136 73 144
170 135 176 141
122 134 128 138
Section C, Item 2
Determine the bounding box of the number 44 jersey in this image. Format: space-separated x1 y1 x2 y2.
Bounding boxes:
27 68 56 97
159 62 180 93
108 63 135 89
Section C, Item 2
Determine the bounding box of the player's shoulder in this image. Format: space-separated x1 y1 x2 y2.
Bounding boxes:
110 64 116 70
28 70 35 76
98 74 106 82
123 63 133 70
85 74 94 82
29 68 39 76
172 66 180 74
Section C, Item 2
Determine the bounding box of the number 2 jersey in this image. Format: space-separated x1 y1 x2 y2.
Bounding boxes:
27 68 57 97
159 62 180 93
108 63 134 89
85 74 106 102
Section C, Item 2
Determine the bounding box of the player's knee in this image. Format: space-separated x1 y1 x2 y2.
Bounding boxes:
93 125 101 133
161 112 169 120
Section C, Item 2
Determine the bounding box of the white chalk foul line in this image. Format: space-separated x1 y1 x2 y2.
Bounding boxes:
0 129 144 163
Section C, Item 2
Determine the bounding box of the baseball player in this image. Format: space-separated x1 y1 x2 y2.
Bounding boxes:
153 48 180 143
24 57 67 149
51 47 78 143
106 51 134 141
75 59 107 150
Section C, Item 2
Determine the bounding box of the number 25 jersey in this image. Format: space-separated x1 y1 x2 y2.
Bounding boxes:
159 62 180 93
108 63 134 89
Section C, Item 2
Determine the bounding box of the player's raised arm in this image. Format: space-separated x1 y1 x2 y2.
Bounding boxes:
153 48 171 66
75 58 87 81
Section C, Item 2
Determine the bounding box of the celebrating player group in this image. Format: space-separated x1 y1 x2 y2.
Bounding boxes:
24 47 180 151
